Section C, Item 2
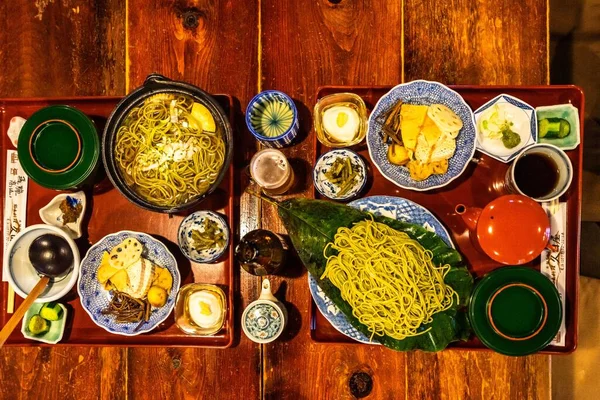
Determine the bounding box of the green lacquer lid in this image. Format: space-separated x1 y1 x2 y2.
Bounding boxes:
468 266 562 356
18 105 99 190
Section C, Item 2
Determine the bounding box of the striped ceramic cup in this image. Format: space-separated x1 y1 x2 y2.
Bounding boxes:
246 90 299 148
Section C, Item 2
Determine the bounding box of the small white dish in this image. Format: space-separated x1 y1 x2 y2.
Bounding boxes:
7 116 26 147
178 211 230 263
536 104 580 150
21 303 68 344
313 149 367 201
5 224 80 303
474 94 537 163
39 191 86 239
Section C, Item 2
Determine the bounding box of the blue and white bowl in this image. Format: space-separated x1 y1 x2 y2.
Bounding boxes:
367 80 477 191
313 149 367 201
474 94 537 163
308 195 454 344
77 230 181 336
246 90 299 148
178 211 230 263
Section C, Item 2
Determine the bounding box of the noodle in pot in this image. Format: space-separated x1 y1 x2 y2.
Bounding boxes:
321 218 458 341
115 94 225 207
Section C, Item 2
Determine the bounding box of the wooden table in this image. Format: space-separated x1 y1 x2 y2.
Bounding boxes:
0 0 550 399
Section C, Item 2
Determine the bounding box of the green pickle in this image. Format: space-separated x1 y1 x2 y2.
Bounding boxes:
28 315 50 335
40 302 63 321
539 118 570 139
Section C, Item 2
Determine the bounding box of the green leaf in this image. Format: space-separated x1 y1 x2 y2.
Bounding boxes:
277 197 474 352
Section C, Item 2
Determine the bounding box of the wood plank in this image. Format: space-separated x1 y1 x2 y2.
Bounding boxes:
404 0 548 85
404 1 550 398
259 0 404 398
0 1 127 399
0 0 126 97
126 0 261 398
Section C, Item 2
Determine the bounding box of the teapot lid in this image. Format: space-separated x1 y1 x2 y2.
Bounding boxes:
477 195 550 265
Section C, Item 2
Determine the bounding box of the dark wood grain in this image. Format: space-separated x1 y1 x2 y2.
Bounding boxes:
0 0 125 97
0 1 127 399
259 0 404 399
260 1 550 400
404 0 548 85
126 0 261 399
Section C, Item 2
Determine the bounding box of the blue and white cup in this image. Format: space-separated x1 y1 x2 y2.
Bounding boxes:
246 90 299 148
505 143 573 202
241 279 288 343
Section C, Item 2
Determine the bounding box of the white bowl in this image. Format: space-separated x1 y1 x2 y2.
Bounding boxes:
5 224 80 303
39 191 86 239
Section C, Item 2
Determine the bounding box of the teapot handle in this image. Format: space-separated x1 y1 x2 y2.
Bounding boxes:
259 279 278 302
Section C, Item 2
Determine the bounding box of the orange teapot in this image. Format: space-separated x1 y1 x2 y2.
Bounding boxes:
455 195 551 265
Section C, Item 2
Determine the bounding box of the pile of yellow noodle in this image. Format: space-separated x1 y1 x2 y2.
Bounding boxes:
321 219 458 341
115 94 225 207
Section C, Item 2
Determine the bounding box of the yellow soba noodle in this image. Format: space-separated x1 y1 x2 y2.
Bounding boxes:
115 94 225 207
321 218 458 341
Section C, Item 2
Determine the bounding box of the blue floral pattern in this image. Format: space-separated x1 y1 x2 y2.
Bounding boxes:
178 211 230 263
77 231 181 336
308 196 455 344
367 80 477 191
243 302 284 342
313 149 367 201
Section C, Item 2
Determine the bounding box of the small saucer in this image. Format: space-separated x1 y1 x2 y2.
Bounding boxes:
468 266 562 356
39 191 86 239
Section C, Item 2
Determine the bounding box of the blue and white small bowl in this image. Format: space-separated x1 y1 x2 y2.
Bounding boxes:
178 211 230 263
77 230 180 336
313 149 367 201
474 94 537 163
246 90 299 148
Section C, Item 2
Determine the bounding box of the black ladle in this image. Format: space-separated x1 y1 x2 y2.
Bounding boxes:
0 234 74 347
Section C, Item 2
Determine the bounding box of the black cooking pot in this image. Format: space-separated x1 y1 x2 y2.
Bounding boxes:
102 74 233 213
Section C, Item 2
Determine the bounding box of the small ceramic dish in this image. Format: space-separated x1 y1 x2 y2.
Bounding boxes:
21 303 68 344
7 116 26 147
175 283 227 336
178 211 230 263
314 93 368 148
242 279 287 344
474 94 537 163
535 104 580 150
5 224 80 303
468 266 562 356
313 149 367 201
39 191 86 239
246 90 299 148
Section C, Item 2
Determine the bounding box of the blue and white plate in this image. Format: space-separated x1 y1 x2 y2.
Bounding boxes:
178 211 230 263
367 80 477 191
313 149 367 201
474 94 537 163
77 231 181 336
308 195 455 344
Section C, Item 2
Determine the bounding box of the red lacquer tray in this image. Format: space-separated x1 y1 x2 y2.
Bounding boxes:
310 85 583 354
0 96 236 347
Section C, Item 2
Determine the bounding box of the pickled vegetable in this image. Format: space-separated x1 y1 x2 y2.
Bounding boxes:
539 118 570 139
323 157 358 196
39 302 63 321
191 219 226 251
28 315 49 335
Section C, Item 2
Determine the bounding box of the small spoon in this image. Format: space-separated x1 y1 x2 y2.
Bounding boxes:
0 234 73 347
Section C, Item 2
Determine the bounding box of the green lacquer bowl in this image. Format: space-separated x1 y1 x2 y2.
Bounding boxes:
18 105 99 190
468 266 562 356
